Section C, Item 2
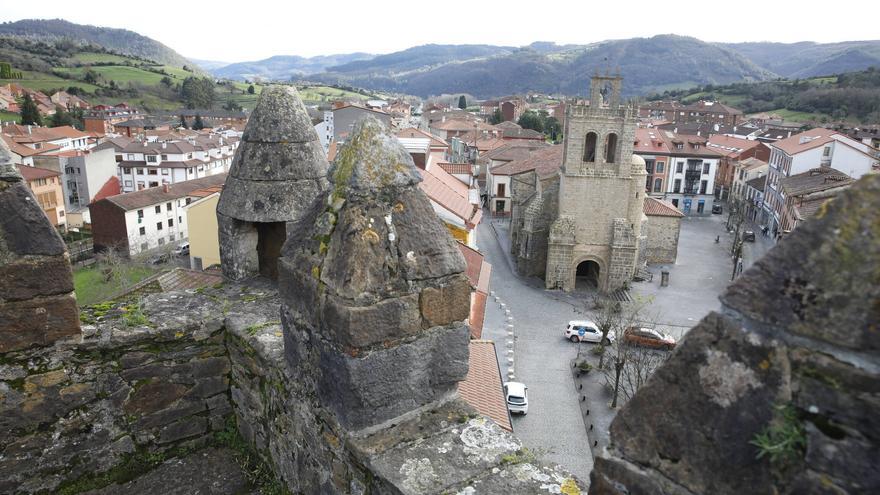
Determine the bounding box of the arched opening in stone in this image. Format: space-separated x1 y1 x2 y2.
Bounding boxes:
575 260 601 289
583 132 597 162
256 221 286 280
604 133 618 163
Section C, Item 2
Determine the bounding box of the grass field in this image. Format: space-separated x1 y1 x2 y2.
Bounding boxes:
760 108 833 123
298 85 371 103
70 52 139 64
55 66 174 86
0 111 20 123
0 70 101 93
74 264 157 307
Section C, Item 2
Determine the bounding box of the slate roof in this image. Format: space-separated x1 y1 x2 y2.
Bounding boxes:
492 145 563 178
485 141 549 164
458 340 512 432
745 175 767 192
644 197 685 218
98 173 227 211
503 128 544 140
780 167 854 196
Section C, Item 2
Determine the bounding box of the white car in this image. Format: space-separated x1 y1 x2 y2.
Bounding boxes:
564 320 614 344
504 381 528 415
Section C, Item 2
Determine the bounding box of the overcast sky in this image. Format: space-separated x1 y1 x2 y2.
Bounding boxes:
2 0 878 63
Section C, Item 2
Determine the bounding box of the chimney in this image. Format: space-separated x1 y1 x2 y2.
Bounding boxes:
27 125 31 134
161 141 167 149
163 184 170 193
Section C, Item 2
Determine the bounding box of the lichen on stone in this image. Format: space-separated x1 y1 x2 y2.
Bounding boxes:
698 349 762 407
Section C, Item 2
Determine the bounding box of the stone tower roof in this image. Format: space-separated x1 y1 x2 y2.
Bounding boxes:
217 85 329 222
279 116 470 430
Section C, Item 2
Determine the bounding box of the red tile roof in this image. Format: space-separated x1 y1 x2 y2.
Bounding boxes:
470 291 487 339
438 162 473 176
15 164 60 180
395 127 448 148
706 134 763 157
418 166 482 228
771 128 839 155
458 340 512 432
491 145 563 177
644 197 684 218
91 177 121 202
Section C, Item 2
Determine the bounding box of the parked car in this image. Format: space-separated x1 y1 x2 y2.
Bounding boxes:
173 243 190 256
712 204 723 214
624 327 676 350
504 381 528 415
149 253 170 265
742 230 756 242
564 320 614 344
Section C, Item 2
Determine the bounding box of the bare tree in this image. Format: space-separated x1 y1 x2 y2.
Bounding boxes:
595 297 659 408
603 344 671 406
587 294 622 369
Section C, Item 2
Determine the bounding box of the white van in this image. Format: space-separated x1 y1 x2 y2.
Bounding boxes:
564 320 614 344
504 381 528 415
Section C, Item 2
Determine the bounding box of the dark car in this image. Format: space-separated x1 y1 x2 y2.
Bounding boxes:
712 204 723 214
742 230 756 242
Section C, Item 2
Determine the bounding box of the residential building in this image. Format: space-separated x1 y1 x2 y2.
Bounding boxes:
90 174 226 256
706 134 770 199
100 135 238 193
2 123 91 152
744 175 769 225
184 189 222 271
633 128 672 195
480 97 526 122
420 108 477 130
778 168 855 235
765 128 878 235
429 119 497 142
639 100 743 127
15 164 66 229
417 162 482 247
484 141 549 215
329 104 391 144
82 104 141 134
395 128 448 166
50 91 90 110
32 147 118 215
112 118 174 138
731 157 769 201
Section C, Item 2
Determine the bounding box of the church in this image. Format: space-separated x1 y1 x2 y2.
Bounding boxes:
510 74 650 293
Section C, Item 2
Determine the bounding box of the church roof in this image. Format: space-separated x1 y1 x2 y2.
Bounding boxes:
644 197 685 218
491 145 562 177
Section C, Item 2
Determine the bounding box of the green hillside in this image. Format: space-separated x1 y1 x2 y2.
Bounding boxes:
648 68 880 124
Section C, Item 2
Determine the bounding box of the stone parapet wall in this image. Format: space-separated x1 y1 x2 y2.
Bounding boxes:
642 215 681 264
0 292 232 494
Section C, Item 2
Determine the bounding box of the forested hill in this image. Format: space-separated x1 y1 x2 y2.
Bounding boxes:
0 19 193 69
650 67 880 124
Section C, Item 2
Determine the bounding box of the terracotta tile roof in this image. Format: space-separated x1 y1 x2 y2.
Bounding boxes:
15 164 60 180
469 291 487 339
0 134 61 157
644 197 684 218
771 128 839 155
502 128 544 140
486 141 549 164
98 173 227 211
418 166 481 228
459 340 512 432
395 127 448 148
438 162 473 176
431 120 496 132
706 134 763 157
458 242 484 289
634 128 672 154
326 141 338 162
492 145 563 177
91 177 121 202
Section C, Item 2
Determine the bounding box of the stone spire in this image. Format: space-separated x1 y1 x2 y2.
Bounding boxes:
279 116 471 431
217 85 330 280
0 138 79 352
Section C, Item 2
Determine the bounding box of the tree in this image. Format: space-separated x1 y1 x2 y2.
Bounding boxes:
49 108 75 127
19 94 42 126
458 95 467 109
489 108 503 125
192 114 205 130
223 99 243 112
517 110 544 132
180 77 216 109
160 76 173 87
83 69 98 84
0 62 12 79
544 116 561 142
247 84 255 95
179 114 189 129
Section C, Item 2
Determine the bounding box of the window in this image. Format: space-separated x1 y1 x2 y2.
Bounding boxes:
671 198 679 207
604 133 618 163
155 205 161 214
141 242 148 251
149 181 159 188
137 209 144 218
644 159 654 174
697 200 705 214
124 167 132 174
495 200 506 212
127 154 135 160
188 168 194 175
178 216 183 223
161 168 169 175
148 169 158 175
156 222 163 231
185 198 192 205
158 238 165 246
656 162 664 173
823 146 830 157
169 234 175 241
168 218 174 227
583 132 597 162
703 163 710 174
161 154 168 161
137 168 145 174
676 162 683 173
497 183 506 197
700 180 708 195
146 155 157 163
653 178 662 193
674 179 682 193
166 202 172 211
124 179 132 187
676 143 683 150
139 226 146 236
137 181 145 190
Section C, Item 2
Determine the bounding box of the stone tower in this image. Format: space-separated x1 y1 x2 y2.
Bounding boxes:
278 117 471 431
545 74 646 292
217 85 329 281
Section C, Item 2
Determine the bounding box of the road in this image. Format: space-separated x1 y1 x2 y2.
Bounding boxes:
477 219 594 482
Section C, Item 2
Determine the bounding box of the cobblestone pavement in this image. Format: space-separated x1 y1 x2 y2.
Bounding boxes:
478 218 594 483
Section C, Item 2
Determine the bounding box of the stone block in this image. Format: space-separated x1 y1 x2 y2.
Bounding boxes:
135 399 206 430
393 189 467 282
0 293 80 353
320 293 422 349
229 141 328 181
217 175 328 223
419 275 471 328
240 85 319 143
0 180 67 257
314 323 469 431
0 255 73 301
124 381 189 416
158 417 207 444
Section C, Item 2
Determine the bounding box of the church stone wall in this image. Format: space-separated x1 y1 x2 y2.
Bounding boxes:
642 214 681 264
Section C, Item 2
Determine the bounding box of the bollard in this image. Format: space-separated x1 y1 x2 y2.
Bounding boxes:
660 270 670 287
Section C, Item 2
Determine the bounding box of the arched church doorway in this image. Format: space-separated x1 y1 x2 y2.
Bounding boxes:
575 260 601 289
